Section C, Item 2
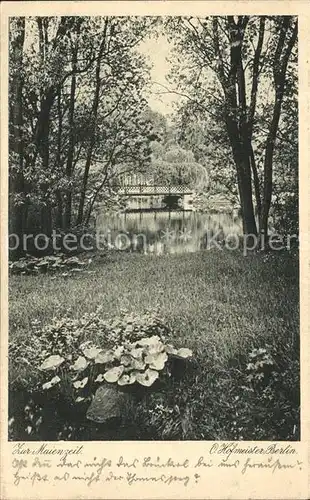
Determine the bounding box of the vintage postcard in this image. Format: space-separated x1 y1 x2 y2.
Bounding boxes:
0 1 309 499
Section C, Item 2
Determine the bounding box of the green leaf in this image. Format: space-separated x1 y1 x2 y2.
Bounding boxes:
39 355 65 371
70 356 88 371
42 375 61 390
145 351 168 371
83 347 101 360
165 344 178 355
118 373 136 386
95 350 115 364
73 377 88 389
137 335 161 346
120 354 132 366
147 342 165 355
113 345 125 359
129 347 144 359
103 365 124 383
130 357 146 370
175 348 193 359
135 368 159 387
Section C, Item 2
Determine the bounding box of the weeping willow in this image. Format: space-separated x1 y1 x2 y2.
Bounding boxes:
151 143 209 191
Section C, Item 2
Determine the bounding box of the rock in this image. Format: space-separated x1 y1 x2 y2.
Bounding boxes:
86 383 134 424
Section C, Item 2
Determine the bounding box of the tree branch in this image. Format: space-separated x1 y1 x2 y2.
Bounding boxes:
248 16 265 140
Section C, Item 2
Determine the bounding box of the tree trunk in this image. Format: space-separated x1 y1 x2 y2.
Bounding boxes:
36 18 56 236
84 171 109 225
225 115 257 235
64 37 79 229
260 18 297 237
235 151 257 235
9 17 26 257
76 28 108 225
221 16 258 235
55 87 64 229
55 191 63 229
260 95 283 237
250 146 261 223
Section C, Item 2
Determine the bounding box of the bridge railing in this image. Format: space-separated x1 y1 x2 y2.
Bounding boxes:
118 185 193 195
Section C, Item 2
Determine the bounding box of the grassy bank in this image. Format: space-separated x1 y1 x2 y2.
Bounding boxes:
9 249 300 440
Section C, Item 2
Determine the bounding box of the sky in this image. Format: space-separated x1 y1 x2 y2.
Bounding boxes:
138 35 180 117
23 19 179 118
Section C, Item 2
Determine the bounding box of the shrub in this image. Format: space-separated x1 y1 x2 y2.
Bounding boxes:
9 253 92 276
132 343 299 441
9 309 193 440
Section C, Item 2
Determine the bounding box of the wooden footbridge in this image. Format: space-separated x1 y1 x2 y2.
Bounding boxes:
117 174 194 211
118 184 193 195
116 175 234 214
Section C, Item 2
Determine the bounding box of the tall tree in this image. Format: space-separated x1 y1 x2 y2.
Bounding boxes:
9 17 26 256
64 18 81 229
260 17 297 236
166 15 298 236
9 15 157 252
76 21 109 225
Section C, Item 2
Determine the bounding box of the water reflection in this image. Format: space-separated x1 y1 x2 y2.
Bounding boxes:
96 211 243 255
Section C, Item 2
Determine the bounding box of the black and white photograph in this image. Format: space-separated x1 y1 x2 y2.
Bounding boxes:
7 14 300 443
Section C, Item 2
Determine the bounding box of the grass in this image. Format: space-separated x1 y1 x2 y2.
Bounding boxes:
9 248 300 440
10 249 299 363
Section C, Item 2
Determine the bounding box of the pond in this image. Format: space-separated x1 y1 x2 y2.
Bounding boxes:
96 210 243 255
